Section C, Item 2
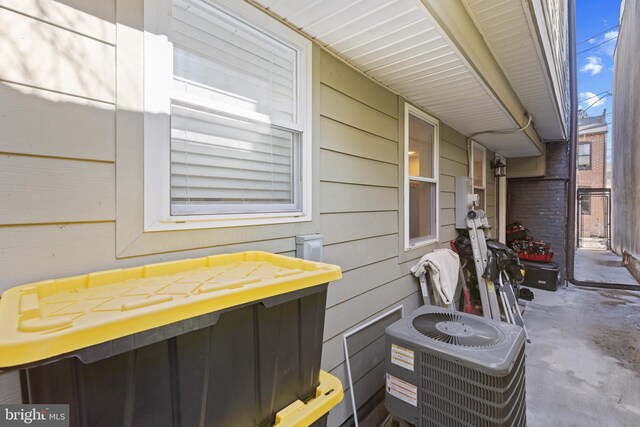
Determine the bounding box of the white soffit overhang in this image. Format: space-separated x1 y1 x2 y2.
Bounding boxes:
252 0 540 157
463 0 567 141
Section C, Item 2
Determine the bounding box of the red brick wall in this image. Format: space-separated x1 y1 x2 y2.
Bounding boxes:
577 131 607 240
577 131 606 188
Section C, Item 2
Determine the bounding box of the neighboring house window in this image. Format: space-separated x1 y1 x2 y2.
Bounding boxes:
472 143 486 210
578 142 591 170
143 0 312 231
404 104 439 249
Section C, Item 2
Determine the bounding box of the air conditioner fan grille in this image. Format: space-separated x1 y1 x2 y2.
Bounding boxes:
412 312 505 347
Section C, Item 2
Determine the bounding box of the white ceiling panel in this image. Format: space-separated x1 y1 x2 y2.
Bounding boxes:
254 0 543 157
463 0 566 140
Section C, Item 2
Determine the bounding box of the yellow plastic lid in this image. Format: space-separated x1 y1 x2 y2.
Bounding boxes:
0 251 341 368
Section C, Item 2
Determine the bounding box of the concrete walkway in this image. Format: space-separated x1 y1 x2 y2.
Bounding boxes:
574 249 639 286
525 285 640 427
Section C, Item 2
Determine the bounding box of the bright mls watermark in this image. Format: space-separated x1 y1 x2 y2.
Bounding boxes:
0 405 68 426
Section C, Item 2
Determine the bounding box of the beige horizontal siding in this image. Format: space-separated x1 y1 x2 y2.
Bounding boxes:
315 55 406 425
320 150 398 187
0 83 115 161
0 155 115 224
320 84 398 141
320 117 398 163
324 272 417 341
0 0 116 44
0 223 297 290
320 51 398 118
321 211 398 246
326 257 403 308
0 8 115 102
324 234 398 274
320 182 399 213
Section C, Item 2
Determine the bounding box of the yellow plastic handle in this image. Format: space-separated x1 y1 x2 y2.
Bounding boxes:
273 371 344 427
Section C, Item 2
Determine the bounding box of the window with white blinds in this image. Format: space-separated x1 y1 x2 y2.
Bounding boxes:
404 104 439 250
168 0 307 216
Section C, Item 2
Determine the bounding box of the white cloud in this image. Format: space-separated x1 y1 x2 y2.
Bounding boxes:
588 38 596 44
580 56 603 75
600 30 619 56
580 91 607 110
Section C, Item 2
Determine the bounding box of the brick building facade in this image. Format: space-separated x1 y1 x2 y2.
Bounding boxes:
508 142 570 282
577 110 608 247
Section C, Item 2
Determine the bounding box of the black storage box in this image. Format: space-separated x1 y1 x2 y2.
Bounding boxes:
520 260 559 291
0 252 343 427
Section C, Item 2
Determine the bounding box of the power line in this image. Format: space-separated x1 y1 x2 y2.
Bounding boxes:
580 89 611 101
578 36 618 55
577 25 619 45
583 93 611 111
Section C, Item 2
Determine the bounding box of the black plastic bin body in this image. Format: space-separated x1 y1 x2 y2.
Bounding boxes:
20 285 328 427
520 261 559 291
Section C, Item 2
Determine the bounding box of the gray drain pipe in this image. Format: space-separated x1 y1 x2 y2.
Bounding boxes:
565 0 578 284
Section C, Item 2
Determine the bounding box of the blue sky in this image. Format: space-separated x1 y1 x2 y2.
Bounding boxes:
576 0 621 127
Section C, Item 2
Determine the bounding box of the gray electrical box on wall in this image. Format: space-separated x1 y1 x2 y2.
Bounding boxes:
455 176 478 229
295 234 324 262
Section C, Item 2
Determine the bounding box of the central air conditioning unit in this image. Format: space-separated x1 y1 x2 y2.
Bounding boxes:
385 306 526 426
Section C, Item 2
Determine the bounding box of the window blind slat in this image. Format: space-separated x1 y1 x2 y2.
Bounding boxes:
171 146 293 173
173 1 296 70
172 38 294 101
171 48 295 124
169 0 303 216
171 7 296 124
171 104 293 146
171 175 292 191
171 187 292 201
171 136 292 163
171 162 292 183
172 8 295 76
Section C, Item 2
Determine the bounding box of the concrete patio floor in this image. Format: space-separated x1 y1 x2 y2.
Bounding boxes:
525 285 640 426
574 249 638 286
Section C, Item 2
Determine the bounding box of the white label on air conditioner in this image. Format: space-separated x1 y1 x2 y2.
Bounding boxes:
537 280 547 284
391 344 414 371
386 373 417 407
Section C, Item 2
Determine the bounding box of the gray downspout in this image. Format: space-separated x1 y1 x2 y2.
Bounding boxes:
565 0 639 291
565 0 578 285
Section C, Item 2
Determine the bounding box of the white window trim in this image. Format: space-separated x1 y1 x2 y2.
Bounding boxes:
404 103 440 251
471 142 487 191
142 0 313 232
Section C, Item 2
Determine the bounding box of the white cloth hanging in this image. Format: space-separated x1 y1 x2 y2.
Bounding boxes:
410 249 461 305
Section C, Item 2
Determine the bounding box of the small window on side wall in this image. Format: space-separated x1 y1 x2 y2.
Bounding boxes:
404 104 439 250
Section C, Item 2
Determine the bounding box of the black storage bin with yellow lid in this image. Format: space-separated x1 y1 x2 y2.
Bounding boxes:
0 252 343 427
